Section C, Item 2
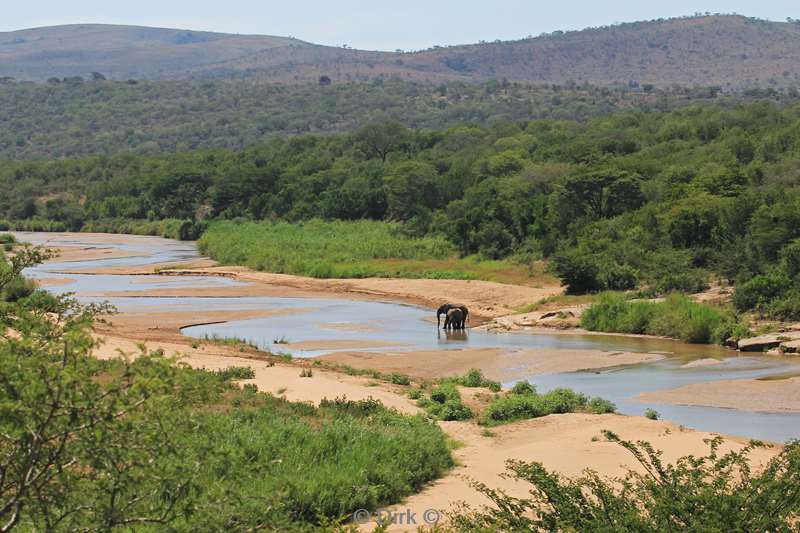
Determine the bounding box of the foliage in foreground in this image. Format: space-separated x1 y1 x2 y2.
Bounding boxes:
0 248 454 531
581 293 750 344
451 432 800 532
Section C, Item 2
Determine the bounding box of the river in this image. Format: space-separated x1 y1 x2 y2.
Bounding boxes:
16 231 800 442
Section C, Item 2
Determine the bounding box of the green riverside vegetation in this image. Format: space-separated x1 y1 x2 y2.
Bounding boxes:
199 219 464 279
482 381 616 426
581 293 750 344
0 247 454 531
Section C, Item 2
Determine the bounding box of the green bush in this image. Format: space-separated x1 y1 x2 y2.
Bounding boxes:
418 383 473 421
452 434 800 532
389 372 411 386
582 293 747 344
733 272 792 312
441 368 502 391
644 408 660 420
211 366 256 380
482 387 614 426
587 397 617 414
511 380 536 395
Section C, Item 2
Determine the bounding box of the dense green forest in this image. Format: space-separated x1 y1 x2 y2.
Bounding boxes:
0 77 793 159
3 101 800 319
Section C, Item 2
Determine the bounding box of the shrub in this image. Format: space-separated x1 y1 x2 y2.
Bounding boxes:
733 272 792 312
211 366 256 380
2 276 36 302
511 380 536 395
418 383 473 421
442 368 502 391
644 408 660 420
482 387 614 425
389 372 411 386
587 397 617 414
452 434 800 532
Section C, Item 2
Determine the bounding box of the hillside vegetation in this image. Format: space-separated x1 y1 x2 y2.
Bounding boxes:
0 78 759 160
3 102 800 319
2 16 800 88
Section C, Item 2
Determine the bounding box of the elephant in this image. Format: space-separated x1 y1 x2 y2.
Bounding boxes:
437 303 469 329
444 307 465 330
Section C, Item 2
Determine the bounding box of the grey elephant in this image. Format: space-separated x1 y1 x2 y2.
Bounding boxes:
437 303 469 329
444 307 466 330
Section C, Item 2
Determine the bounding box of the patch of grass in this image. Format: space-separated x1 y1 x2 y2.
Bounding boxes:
417 383 473 421
198 219 552 283
388 372 412 385
440 368 502 392
299 368 313 378
182 392 454 528
212 366 256 380
581 293 750 344
482 386 616 426
515 293 598 314
202 333 259 350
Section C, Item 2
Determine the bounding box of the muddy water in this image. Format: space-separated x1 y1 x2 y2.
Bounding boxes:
16 232 800 442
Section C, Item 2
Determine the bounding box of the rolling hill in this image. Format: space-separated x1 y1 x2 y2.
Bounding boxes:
1 15 800 87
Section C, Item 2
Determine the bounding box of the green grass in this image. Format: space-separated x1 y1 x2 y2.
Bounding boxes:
198 219 551 283
481 383 616 426
171 393 454 529
201 333 260 350
581 293 750 344
211 366 256 380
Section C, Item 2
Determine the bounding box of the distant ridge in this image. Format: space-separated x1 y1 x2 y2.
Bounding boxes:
1 16 799 87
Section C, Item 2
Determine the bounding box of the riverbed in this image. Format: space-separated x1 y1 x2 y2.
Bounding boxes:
16 231 800 442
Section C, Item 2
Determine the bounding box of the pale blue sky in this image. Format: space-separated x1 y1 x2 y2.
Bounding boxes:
2 0 797 50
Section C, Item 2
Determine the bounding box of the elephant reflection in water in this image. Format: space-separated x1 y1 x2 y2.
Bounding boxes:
442 328 468 341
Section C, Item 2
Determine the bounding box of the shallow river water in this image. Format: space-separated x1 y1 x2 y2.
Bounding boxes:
16 231 800 442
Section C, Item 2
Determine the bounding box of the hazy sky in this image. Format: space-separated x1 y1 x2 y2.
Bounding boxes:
1 0 797 50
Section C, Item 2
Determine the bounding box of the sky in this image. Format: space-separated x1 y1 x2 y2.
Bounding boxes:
1 0 797 51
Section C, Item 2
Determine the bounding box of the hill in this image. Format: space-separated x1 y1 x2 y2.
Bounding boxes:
1 16 800 87
0 23 316 80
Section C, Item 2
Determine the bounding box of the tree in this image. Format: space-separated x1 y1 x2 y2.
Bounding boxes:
0 248 198 531
384 161 438 221
355 120 411 163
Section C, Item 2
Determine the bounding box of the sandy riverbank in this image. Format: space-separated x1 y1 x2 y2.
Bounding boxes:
636 376 800 413
318 347 665 381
